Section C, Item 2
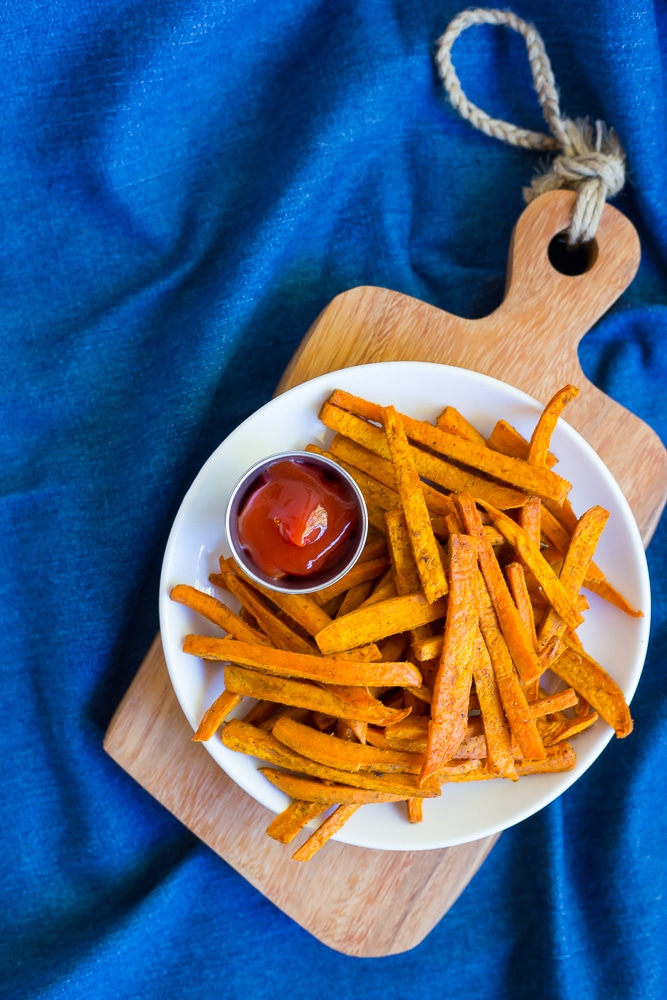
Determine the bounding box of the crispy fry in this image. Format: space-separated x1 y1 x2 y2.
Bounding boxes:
218 569 317 653
538 505 610 645
550 641 633 737
456 494 542 685
224 560 333 636
266 800 327 843
224 667 412 726
471 626 517 779
436 405 487 447
273 716 423 774
420 534 479 785
183 636 421 688
193 689 243 741
583 575 644 617
221 718 440 797
517 495 542 555
326 434 456 519
260 768 411 803
292 804 361 861
385 509 422 596
474 569 546 760
407 798 423 823
528 384 579 468
529 687 579 717
170 584 269 644
381 405 448 603
311 555 390 606
477 501 584 631
335 579 375 616
487 418 558 468
315 592 448 655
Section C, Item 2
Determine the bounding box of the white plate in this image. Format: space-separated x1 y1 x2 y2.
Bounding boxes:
159 361 651 851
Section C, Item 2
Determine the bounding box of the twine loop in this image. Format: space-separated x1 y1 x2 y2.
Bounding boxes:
435 8 626 244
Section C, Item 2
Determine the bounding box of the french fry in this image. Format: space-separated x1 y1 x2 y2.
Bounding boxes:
272 716 423 774
420 534 479 785
456 493 542 685
170 584 270 644
474 569 546 760
407 798 423 823
528 384 579 468
477 501 584 631
436 405 487 447
538 504 610 646
223 667 412 726
218 569 317 653
193 689 243 741
471 626 517 779
266 800 328 843
381 404 448 603
311 555 390 606
292 804 361 861
487 417 558 468
335 579 376 616
327 434 456 519
224 560 333 636
183 636 422 688
315 592 448 655
384 508 422 596
260 768 413 803
221 718 440 797
549 641 633 737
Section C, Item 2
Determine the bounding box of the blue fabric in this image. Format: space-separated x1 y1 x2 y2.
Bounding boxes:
1 1 665 997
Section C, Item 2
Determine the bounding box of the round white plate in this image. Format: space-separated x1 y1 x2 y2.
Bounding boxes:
159 361 651 851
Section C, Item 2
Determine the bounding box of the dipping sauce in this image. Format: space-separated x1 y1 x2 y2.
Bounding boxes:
236 458 360 579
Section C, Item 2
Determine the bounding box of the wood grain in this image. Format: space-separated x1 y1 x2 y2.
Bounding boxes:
105 189 667 958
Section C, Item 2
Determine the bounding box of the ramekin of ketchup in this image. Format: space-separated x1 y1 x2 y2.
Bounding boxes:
225 451 368 594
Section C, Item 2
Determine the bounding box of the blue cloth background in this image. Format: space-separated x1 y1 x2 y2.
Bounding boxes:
1 2 665 997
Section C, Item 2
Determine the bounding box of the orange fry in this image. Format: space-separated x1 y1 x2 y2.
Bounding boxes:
193 689 243 741
471 626 517 779
315 592 448 655
273 716 422 774
420 534 479 785
456 494 541 684
292 804 360 861
266 800 327 843
170 584 269 644
477 501 584 631
528 384 579 468
550 642 633 738
260 768 412 803
183 636 421 688
381 404 448 603
224 666 412 727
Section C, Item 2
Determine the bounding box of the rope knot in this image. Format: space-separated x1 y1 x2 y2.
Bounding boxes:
435 9 627 245
524 119 626 244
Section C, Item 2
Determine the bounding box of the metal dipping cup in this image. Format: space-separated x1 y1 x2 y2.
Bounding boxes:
225 450 369 595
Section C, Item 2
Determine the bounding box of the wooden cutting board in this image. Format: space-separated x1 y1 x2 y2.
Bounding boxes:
104 190 667 958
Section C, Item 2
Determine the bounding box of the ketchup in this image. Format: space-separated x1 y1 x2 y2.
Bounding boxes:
236 458 359 579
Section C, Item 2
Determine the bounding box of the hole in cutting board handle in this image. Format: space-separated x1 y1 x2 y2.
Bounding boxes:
548 231 598 276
